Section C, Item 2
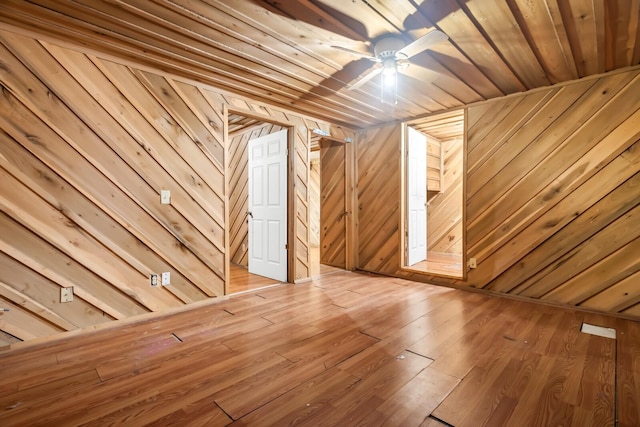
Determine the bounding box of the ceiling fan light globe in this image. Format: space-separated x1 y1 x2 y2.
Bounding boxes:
382 59 397 76
383 72 396 87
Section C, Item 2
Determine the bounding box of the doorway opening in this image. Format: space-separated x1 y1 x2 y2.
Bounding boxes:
309 133 349 277
403 110 465 278
226 112 293 294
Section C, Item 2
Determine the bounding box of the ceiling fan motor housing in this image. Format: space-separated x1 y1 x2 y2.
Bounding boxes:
373 36 407 59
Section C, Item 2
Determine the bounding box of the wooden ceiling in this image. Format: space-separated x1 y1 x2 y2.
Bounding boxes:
0 0 638 129
409 109 464 141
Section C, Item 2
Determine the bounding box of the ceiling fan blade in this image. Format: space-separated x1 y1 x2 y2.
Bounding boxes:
348 66 383 90
331 45 377 61
400 62 440 84
397 30 448 59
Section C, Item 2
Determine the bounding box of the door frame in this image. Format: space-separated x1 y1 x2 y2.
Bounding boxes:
406 126 428 266
399 118 468 280
224 106 296 293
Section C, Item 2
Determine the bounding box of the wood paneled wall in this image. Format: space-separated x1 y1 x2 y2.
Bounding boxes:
468 68 640 317
309 155 320 248
428 137 463 254
320 140 346 269
427 137 442 192
357 68 640 318
0 31 224 343
357 124 402 276
0 29 352 343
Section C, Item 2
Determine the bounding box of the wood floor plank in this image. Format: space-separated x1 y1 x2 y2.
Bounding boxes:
277 326 379 366
144 398 232 427
431 353 516 425
336 294 487 380
617 318 640 427
229 367 361 426
262 299 345 324
302 351 434 425
214 358 328 419
0 369 101 411
48 351 289 426
358 367 460 426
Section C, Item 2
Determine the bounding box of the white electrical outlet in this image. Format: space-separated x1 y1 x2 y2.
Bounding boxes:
150 274 159 286
162 272 171 286
61 287 74 303
468 258 477 269
160 189 171 205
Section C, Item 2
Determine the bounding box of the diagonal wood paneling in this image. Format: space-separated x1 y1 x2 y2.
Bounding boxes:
357 68 640 318
0 30 223 340
428 137 463 254
467 70 640 289
357 124 402 275
470 69 640 315
320 139 346 269
0 28 349 343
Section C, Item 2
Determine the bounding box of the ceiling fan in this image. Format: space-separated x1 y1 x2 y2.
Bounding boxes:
332 30 449 101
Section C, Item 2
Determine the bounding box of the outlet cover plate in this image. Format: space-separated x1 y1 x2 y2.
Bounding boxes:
150 274 159 286
162 272 171 286
160 189 171 205
61 287 74 303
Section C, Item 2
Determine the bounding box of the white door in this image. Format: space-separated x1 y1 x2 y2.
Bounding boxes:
407 127 427 266
248 129 288 282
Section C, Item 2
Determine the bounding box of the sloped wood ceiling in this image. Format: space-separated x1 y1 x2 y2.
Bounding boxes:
0 0 638 128
358 68 640 318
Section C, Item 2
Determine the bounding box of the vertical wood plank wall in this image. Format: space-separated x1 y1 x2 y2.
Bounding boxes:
358 68 640 318
427 137 463 254
0 30 350 343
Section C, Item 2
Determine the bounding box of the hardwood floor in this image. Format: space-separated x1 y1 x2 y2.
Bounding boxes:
1 272 638 426
228 247 342 294
309 246 343 277
407 252 463 277
228 263 280 294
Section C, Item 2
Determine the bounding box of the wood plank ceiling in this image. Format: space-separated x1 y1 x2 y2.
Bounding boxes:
0 0 638 129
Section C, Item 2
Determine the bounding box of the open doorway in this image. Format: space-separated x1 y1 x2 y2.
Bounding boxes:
403 110 465 278
309 134 349 277
227 112 292 294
